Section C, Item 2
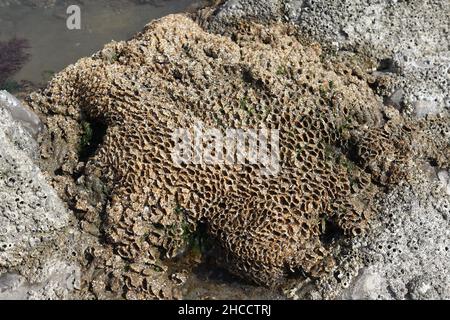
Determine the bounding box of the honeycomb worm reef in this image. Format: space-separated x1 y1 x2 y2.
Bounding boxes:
27 14 449 298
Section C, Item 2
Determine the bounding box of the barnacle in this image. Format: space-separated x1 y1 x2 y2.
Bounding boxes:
28 14 447 297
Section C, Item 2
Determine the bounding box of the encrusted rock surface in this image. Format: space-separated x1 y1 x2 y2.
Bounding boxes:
348 178 449 300
206 0 449 116
0 102 82 299
0 91 42 137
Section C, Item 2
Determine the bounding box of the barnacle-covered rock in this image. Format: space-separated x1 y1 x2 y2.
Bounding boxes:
27 14 448 297
0 90 43 137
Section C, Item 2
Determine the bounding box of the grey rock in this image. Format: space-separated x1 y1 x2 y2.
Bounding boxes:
338 173 450 300
341 269 390 300
0 273 25 293
288 0 449 115
0 103 81 300
0 101 39 160
208 0 449 115
206 0 284 33
212 0 282 22
0 108 68 268
0 260 81 300
0 91 43 138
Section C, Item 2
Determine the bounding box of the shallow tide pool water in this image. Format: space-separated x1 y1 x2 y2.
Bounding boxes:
0 0 204 86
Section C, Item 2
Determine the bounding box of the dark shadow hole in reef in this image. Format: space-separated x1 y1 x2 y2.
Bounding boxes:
78 118 108 163
377 58 395 73
427 157 439 167
186 222 217 257
241 68 265 90
192 260 249 286
319 219 344 246
166 221 216 265
167 221 258 288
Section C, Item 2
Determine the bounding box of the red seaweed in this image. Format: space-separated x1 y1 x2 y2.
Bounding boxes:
0 37 31 88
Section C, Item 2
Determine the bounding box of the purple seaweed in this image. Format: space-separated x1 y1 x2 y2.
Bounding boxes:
0 37 31 87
